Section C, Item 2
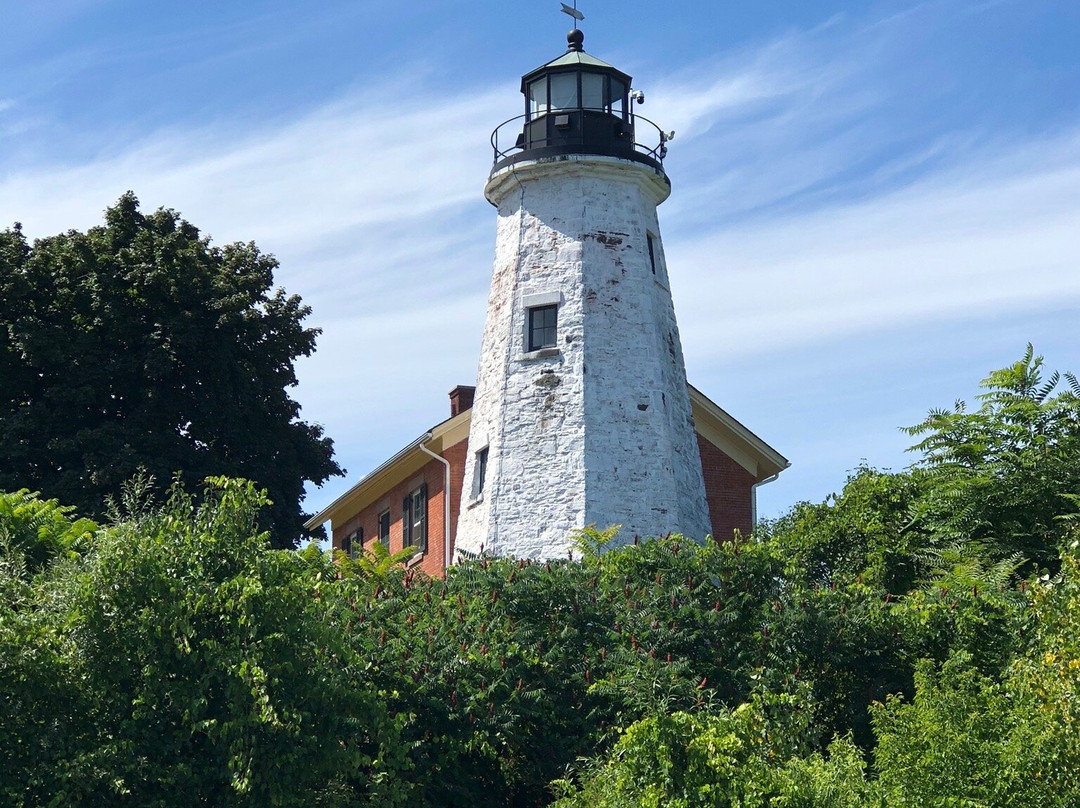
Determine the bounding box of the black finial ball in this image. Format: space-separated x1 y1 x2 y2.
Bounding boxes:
567 28 584 51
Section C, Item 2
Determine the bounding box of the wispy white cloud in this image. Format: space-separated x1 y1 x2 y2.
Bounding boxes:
673 135 1080 367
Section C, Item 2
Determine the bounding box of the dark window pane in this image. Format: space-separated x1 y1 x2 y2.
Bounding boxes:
378 509 390 546
528 304 558 351
610 80 625 116
475 447 489 496
411 485 428 553
528 78 547 118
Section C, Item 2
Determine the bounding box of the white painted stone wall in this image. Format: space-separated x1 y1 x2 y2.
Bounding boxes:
455 155 712 560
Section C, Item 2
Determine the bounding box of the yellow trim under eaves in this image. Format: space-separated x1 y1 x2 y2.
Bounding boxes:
688 385 789 482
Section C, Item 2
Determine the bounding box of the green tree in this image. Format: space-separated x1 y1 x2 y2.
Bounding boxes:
0 194 341 547
549 701 878 808
0 489 96 576
0 480 407 807
903 345 1080 574
873 532 1080 807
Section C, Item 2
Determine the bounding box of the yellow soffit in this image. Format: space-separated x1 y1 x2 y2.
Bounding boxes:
688 385 789 482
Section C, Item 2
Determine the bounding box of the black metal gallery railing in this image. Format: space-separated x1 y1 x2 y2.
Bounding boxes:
490 111 670 171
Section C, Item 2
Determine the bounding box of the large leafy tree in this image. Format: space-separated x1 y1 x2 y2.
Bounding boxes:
0 194 341 547
0 479 407 807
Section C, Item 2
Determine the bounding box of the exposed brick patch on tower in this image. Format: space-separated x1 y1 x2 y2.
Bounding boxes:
697 434 756 541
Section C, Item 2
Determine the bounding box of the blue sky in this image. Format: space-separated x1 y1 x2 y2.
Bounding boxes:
2 0 1078 523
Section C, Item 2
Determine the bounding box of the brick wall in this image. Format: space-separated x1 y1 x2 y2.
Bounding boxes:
697 434 755 541
332 437 468 579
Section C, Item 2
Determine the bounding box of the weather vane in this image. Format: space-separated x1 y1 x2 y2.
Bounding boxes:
560 1 584 24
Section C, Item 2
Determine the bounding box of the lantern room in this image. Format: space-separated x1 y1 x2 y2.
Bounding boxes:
490 29 668 173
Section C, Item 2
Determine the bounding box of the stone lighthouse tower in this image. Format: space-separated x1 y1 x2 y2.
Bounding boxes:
455 28 712 559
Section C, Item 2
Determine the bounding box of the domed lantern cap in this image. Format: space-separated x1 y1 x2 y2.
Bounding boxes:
519 29 633 118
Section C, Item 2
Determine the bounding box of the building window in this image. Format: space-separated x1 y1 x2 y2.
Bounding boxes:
342 527 363 559
647 233 657 274
377 508 391 547
527 304 558 352
402 483 428 553
473 447 489 497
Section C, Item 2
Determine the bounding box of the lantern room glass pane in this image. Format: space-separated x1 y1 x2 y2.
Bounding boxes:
610 79 625 116
528 79 548 117
550 72 578 111
581 72 603 110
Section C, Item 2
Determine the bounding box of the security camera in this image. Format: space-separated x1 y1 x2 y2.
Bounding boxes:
630 90 645 104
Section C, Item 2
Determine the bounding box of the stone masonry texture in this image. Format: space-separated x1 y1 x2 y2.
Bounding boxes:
456 155 712 559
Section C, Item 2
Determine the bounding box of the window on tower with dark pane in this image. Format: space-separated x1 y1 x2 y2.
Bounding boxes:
528 79 547 119
549 72 577 111
527 304 558 352
473 447 489 497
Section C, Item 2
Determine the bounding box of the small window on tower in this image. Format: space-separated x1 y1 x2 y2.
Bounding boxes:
610 79 626 117
473 447 489 497
647 233 657 274
527 304 558 352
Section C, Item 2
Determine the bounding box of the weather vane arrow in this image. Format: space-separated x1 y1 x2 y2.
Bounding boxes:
561 2 584 22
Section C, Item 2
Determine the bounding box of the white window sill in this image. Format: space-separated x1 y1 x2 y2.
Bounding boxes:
466 493 485 510
406 551 425 568
519 347 560 361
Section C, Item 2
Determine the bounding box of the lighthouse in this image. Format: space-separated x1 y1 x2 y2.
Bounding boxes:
454 27 713 559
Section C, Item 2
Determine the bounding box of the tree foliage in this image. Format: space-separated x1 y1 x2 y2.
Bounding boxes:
0 478 406 807
0 194 341 547
903 344 1080 573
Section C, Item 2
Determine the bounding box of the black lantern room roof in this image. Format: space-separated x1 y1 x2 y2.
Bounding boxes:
489 29 669 175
